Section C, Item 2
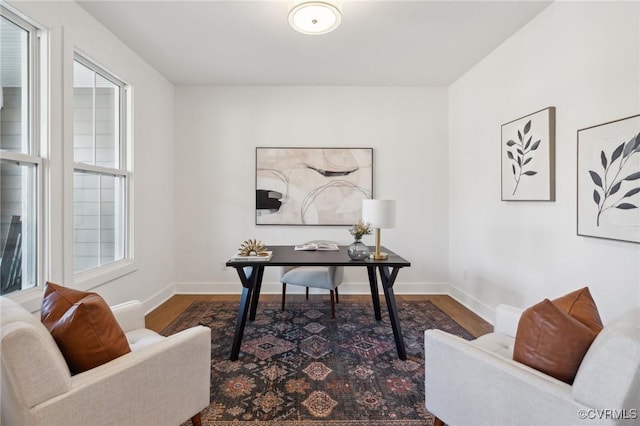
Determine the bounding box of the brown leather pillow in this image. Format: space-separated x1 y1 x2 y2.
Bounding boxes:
552 287 603 333
41 282 131 375
513 299 597 384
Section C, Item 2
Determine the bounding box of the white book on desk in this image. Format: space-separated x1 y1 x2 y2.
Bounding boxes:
294 243 339 251
230 251 273 261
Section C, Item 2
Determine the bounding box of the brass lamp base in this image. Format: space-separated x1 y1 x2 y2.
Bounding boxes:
369 228 389 260
370 252 388 260
371 228 388 260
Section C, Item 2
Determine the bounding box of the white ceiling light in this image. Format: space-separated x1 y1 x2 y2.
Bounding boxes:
288 1 342 35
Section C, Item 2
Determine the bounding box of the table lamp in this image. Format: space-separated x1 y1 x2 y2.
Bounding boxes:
362 199 396 260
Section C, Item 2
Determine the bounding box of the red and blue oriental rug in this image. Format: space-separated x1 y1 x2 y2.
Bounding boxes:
161 299 474 426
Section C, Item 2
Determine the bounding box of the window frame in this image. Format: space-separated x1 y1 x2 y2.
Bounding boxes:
0 7 45 297
72 51 134 286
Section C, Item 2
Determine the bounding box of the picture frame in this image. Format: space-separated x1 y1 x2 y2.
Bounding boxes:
501 107 556 201
577 114 640 244
256 147 373 225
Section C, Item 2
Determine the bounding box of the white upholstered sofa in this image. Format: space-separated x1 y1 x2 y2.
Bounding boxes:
1 296 211 426
425 304 640 426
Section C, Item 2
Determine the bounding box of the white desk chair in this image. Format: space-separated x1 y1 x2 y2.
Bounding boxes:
280 241 344 319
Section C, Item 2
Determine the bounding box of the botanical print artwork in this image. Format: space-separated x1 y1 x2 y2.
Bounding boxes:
256 148 373 225
588 135 640 226
501 107 555 201
505 119 541 195
578 114 640 243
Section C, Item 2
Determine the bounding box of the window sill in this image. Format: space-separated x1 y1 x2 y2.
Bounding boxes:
74 260 138 292
5 287 45 314
4 261 138 314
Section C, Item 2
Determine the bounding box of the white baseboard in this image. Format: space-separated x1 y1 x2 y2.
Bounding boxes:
142 285 176 315
146 281 496 325
171 281 451 296
447 284 495 324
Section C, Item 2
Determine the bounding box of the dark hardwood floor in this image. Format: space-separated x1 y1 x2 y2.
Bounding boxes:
145 293 493 338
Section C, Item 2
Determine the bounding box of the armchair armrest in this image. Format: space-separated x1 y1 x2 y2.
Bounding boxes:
424 329 595 426
110 300 145 332
494 304 523 338
31 325 212 426
1 322 71 409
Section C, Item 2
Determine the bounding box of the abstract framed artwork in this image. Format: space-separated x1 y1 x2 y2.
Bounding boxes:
501 107 556 201
577 114 640 244
256 147 373 225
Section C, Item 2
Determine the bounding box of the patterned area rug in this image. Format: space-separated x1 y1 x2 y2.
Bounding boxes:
161 299 474 426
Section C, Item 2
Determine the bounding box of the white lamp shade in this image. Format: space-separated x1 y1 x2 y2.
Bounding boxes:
362 199 396 229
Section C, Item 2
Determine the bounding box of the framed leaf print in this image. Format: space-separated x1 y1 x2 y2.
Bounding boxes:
577 114 640 244
501 107 556 201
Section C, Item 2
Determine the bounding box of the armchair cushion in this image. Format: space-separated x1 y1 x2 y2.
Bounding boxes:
513 299 597 384
40 282 131 375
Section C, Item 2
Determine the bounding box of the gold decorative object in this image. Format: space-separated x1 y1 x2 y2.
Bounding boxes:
238 239 269 257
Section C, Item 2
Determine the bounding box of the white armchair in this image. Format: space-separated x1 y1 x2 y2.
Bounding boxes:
424 304 640 426
1 296 211 426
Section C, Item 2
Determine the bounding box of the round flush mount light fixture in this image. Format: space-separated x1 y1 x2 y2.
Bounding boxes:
288 1 342 35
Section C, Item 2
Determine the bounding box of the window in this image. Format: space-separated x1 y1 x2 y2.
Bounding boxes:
73 55 130 274
0 10 42 295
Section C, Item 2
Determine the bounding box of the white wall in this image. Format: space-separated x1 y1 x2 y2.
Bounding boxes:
10 1 638 322
8 1 176 310
448 1 640 323
174 86 449 294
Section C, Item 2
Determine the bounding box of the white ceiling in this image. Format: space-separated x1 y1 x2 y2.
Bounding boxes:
77 0 552 87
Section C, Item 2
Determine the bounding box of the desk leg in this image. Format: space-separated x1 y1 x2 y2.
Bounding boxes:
249 266 265 321
367 266 382 321
229 266 260 361
230 286 252 361
379 266 406 360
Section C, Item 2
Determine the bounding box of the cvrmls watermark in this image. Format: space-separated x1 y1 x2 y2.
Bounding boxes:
577 409 638 420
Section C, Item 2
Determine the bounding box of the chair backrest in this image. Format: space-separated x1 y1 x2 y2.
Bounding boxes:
280 241 344 282
1 296 71 415
572 307 640 409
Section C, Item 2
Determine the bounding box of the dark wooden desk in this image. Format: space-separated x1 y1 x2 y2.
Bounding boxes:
225 245 411 361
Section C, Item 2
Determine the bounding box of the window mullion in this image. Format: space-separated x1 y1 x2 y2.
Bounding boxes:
98 176 102 267
92 73 97 166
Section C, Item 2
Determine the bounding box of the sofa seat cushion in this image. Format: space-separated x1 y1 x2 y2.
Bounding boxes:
41 282 131 375
471 332 514 359
126 328 166 352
